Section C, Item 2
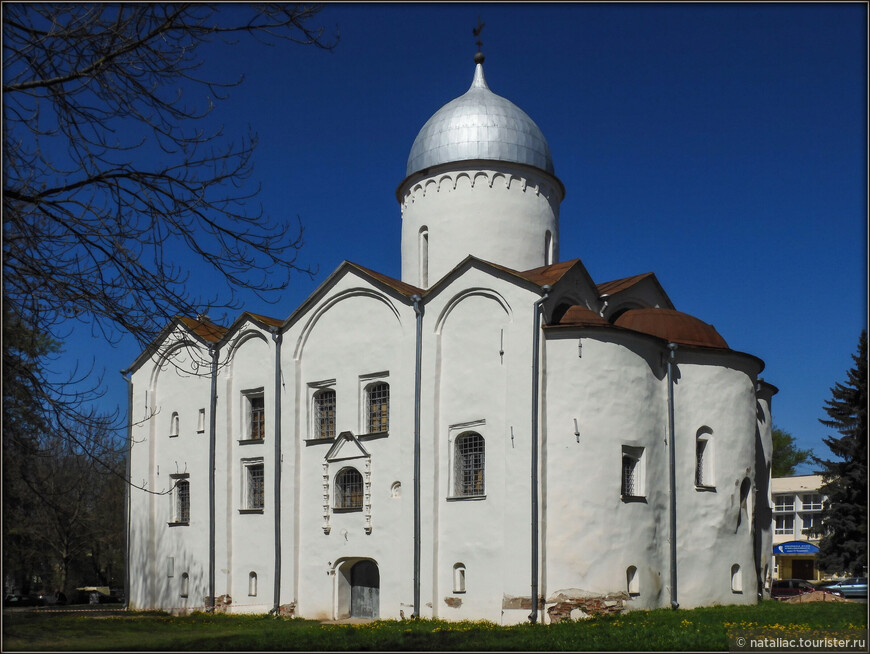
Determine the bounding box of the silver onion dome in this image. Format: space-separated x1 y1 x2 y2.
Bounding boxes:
405 60 555 177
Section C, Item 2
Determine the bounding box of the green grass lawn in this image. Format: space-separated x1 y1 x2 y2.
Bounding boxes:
2 601 867 651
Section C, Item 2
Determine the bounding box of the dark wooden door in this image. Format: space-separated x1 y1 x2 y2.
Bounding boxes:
350 560 379 618
792 559 815 580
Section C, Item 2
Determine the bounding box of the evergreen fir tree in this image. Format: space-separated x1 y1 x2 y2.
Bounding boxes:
812 330 867 575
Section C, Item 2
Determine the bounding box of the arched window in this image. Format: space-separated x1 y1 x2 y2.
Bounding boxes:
626 566 639 596
335 467 364 510
365 382 390 434
453 563 466 593
454 432 485 497
180 572 189 598
731 564 742 593
544 230 553 266
695 428 713 487
313 389 336 440
248 571 258 596
419 227 429 288
170 412 179 437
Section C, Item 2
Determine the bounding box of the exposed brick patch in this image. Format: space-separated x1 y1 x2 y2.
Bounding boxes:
444 597 463 608
213 594 232 614
278 602 296 616
545 589 629 623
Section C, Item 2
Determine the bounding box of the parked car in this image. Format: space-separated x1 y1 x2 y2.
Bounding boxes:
3 594 44 607
824 577 868 598
770 579 842 599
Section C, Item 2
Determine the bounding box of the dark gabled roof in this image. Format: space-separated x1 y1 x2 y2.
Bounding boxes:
597 272 655 296
243 312 283 328
512 259 581 287
551 305 610 328
347 263 425 298
614 308 728 349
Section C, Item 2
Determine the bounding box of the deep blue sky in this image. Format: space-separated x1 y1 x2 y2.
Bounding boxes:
61 2 866 472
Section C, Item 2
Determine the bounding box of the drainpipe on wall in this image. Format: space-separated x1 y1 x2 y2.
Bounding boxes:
208 346 218 613
271 329 283 615
529 285 551 624
666 342 679 609
411 294 423 619
122 372 133 610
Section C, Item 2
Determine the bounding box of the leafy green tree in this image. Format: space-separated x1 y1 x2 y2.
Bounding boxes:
812 330 867 576
770 427 813 477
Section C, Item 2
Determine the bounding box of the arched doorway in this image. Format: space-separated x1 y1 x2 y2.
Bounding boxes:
350 560 379 619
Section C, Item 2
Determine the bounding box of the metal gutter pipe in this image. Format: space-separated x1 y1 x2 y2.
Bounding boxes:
208 346 218 612
122 372 133 610
529 285 551 624
667 342 679 609
411 294 423 618
272 329 283 614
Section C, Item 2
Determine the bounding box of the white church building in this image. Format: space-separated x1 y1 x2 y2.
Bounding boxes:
125 53 777 623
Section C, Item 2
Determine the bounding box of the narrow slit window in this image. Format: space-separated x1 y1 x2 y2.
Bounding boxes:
197 408 205 433
419 227 429 287
248 572 258 597
170 412 179 437
453 563 466 593
626 566 639 596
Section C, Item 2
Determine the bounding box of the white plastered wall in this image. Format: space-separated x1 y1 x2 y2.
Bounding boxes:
128 330 214 611
399 163 562 288
285 270 416 620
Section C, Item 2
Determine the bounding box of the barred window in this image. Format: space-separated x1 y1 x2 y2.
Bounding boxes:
335 467 363 509
313 389 336 440
695 438 707 486
621 446 644 499
622 456 637 497
248 395 265 440
172 479 190 523
454 432 485 497
246 463 264 510
366 382 390 434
